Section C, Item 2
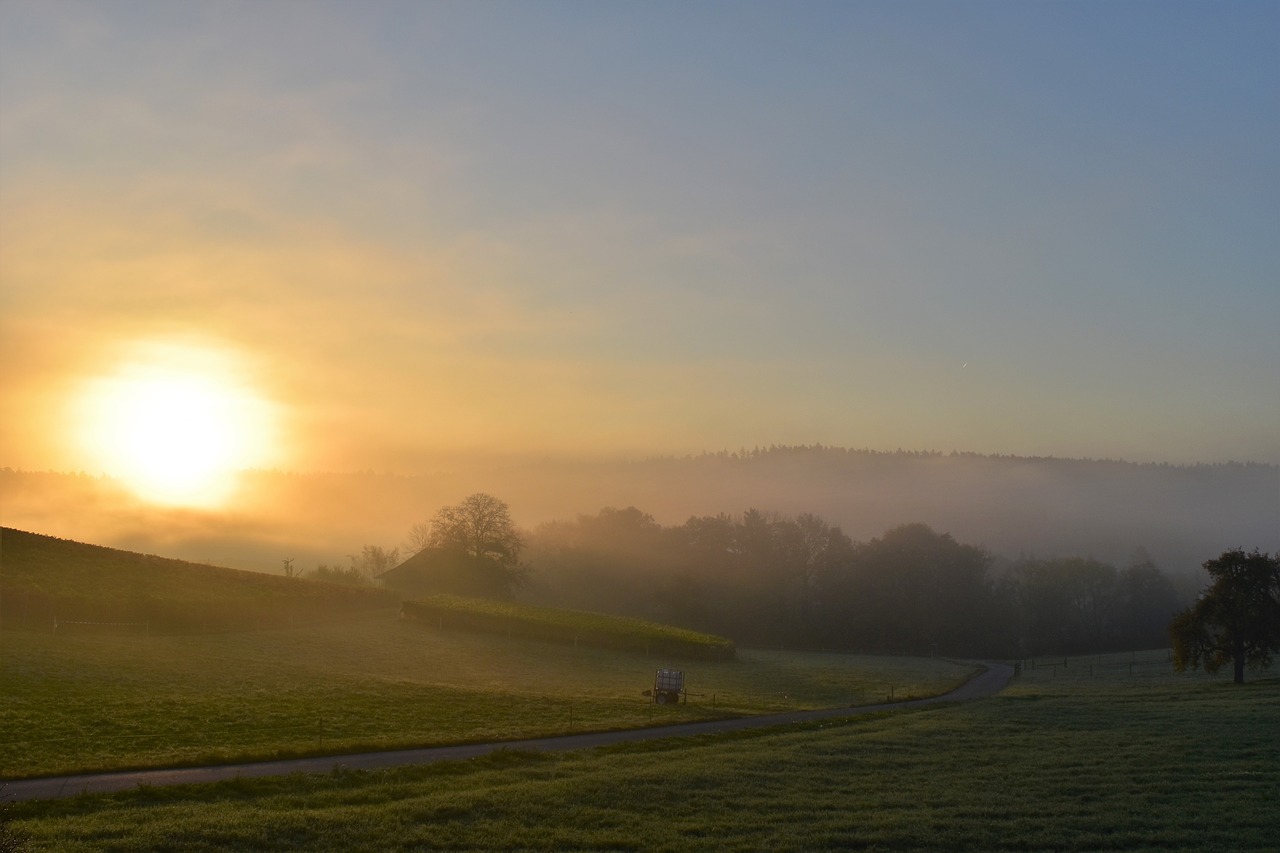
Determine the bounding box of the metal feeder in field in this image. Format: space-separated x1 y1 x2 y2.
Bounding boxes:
645 668 684 705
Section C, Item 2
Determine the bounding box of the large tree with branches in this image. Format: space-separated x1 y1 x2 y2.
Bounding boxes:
1170 548 1280 684
409 493 525 569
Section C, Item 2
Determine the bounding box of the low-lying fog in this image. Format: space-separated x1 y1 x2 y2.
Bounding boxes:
4 448 1276 585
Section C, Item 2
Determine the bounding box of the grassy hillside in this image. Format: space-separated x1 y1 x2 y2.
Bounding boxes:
0 528 973 782
6 651 1276 852
402 594 737 661
0 615 972 779
0 527 397 633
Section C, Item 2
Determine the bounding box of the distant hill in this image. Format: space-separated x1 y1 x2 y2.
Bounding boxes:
0 527 397 633
611 449 1280 577
2 448 1277 578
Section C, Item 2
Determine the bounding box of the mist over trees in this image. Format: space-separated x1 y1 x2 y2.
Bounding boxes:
1 447 1273 655
1002 553 1182 655
5 447 1273 581
523 506 1192 657
304 545 401 587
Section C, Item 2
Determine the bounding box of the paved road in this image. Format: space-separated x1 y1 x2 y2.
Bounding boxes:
3 663 1013 802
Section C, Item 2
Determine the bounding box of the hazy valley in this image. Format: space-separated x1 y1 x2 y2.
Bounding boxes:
5 447 1275 581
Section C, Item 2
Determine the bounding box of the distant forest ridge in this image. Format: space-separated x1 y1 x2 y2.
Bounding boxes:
6 442 1277 480
666 444 1279 468
1 445 1276 579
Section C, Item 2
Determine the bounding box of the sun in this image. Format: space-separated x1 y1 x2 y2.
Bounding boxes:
74 341 281 508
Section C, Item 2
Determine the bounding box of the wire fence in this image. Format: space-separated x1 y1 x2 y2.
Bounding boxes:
1013 649 1180 683
52 618 150 636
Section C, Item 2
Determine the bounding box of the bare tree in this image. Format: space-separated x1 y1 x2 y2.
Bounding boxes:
404 521 433 556
419 493 524 568
347 545 400 580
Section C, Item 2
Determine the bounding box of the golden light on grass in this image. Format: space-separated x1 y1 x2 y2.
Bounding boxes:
72 340 281 508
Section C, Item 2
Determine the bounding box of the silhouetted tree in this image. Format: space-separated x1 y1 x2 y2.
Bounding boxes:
1063 557 1120 652
404 521 433 556
347 545 400 580
397 494 527 598
1170 548 1280 684
848 524 994 655
524 507 673 615
1116 551 1182 649
773 512 854 626
420 493 524 568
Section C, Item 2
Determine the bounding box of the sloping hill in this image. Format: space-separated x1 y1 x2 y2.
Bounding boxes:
0 527 397 633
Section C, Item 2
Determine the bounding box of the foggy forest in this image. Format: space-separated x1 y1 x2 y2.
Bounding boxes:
4 446 1275 659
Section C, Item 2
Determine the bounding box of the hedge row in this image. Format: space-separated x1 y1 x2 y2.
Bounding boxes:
400 594 736 661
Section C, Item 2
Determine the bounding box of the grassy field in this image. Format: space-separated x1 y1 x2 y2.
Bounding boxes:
11 529 1270 852
2 527 971 781
1 614 973 780
4 649 1276 851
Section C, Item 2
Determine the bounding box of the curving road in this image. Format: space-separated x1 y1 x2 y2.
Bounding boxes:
3 663 1013 802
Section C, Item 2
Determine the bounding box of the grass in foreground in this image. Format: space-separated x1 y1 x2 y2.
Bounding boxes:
1 616 972 779
6 652 1277 851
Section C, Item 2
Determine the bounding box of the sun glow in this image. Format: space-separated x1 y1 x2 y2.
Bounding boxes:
74 341 281 508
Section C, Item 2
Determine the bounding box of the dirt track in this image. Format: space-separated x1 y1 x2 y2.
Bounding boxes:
3 663 1013 802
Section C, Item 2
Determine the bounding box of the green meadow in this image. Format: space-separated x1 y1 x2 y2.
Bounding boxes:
1 528 971 780
1 616 971 780
5 530 1276 851
5 650 1277 852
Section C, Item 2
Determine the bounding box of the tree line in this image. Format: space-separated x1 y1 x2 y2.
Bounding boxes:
326 492 1280 673
330 496 1188 657
321 492 1277 673
519 504 1186 658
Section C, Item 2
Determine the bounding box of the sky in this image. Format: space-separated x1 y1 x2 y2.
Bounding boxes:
3 0 1278 501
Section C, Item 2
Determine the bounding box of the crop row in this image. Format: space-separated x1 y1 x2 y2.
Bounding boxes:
400 594 736 661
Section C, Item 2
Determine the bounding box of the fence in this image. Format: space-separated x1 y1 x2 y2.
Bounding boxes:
52 618 149 636
1015 649 1177 682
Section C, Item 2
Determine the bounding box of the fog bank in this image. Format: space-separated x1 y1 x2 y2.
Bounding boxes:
4 448 1275 582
